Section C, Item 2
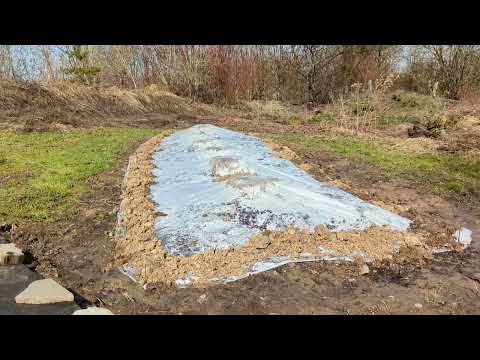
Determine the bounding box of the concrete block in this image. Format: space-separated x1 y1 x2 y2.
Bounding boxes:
0 243 24 266
15 279 74 304
73 307 114 315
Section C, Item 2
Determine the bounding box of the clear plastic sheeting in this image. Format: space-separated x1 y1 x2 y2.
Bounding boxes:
453 227 473 247
431 227 473 254
173 253 359 288
150 124 411 261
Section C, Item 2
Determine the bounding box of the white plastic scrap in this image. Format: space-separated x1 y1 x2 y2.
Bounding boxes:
119 264 139 283
432 227 473 254
453 227 473 248
175 272 200 288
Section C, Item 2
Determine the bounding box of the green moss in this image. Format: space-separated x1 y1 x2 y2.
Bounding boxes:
0 128 160 224
446 180 465 193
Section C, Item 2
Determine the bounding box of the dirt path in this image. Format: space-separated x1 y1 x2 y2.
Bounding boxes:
5 117 480 314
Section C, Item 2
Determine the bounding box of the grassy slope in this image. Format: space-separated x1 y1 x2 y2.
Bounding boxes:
273 91 479 200
271 133 480 199
0 128 159 223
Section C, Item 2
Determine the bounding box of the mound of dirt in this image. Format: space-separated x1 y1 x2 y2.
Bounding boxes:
0 81 205 131
407 121 444 139
263 139 299 161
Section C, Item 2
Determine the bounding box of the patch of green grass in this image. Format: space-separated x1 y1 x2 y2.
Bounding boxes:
288 113 302 125
94 210 111 221
0 128 160 224
446 180 465 193
269 133 480 199
390 90 442 111
308 113 335 122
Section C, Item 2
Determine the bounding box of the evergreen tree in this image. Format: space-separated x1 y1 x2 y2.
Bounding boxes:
62 45 101 85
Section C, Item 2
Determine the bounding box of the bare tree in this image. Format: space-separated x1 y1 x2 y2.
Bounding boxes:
406 45 480 99
0 46 16 80
0 45 406 104
289 45 344 105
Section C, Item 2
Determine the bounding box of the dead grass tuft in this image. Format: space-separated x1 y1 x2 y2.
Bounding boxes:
242 100 290 119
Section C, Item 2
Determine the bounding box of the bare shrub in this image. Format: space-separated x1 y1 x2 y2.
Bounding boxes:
404 46 480 100
0 45 404 106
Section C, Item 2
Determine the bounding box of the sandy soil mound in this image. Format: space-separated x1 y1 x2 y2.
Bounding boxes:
392 137 440 155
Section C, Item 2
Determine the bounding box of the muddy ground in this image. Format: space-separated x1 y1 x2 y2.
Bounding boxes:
4 112 480 315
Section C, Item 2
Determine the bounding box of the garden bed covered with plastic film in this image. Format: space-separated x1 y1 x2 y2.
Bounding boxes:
113 125 437 288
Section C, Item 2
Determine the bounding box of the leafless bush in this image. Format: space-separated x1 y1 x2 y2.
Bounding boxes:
404 46 480 100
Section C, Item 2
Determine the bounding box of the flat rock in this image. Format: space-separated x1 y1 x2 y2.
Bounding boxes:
0 243 24 266
15 279 74 304
73 307 114 315
359 264 370 275
1 265 79 315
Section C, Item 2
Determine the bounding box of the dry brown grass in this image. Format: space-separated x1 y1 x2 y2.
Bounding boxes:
391 137 440 155
0 80 200 122
424 286 447 307
367 299 393 315
241 100 291 119
307 89 450 137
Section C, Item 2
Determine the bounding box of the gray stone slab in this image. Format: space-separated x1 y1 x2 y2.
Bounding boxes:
0 265 80 315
